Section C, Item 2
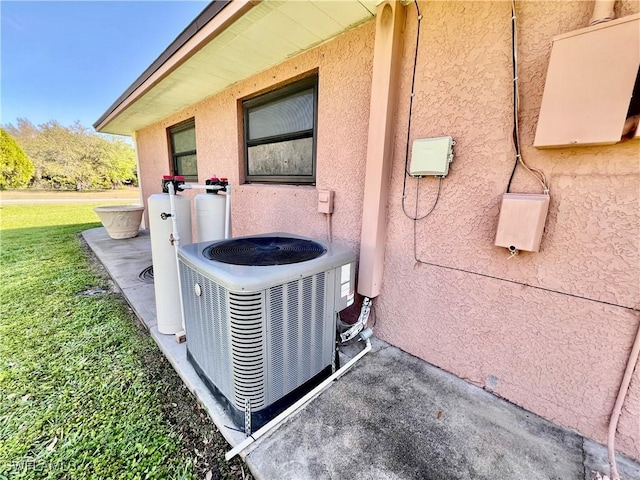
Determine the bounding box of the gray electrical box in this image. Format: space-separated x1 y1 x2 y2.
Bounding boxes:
410 136 455 177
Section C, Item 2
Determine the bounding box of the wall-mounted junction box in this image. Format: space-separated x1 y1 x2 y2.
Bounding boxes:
534 13 640 148
495 193 550 253
318 189 334 214
410 136 455 177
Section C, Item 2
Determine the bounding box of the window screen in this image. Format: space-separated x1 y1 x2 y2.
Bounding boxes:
243 76 317 184
168 119 197 180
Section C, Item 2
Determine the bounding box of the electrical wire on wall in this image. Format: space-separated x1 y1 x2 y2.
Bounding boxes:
401 0 424 219
399 1 445 264
506 0 549 195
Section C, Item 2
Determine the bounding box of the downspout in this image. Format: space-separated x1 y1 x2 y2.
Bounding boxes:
357 0 406 300
589 0 615 25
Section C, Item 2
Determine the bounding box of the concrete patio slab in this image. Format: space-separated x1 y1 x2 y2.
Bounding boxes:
82 227 640 480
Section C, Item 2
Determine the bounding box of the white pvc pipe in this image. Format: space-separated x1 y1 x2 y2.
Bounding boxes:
607 319 640 480
225 338 373 460
224 184 231 239
179 183 224 191
167 183 180 248
167 183 187 331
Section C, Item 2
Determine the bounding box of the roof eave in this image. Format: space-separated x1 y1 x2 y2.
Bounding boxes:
93 0 256 133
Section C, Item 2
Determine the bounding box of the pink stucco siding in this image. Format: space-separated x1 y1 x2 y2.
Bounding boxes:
135 1 640 459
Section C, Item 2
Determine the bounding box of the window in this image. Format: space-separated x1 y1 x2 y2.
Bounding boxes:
243 76 318 184
168 119 197 180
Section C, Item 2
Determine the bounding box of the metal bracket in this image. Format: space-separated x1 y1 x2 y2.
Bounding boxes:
244 399 252 436
332 346 337 374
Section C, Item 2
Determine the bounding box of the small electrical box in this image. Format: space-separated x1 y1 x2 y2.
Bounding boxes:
410 136 455 177
318 189 334 214
495 193 550 252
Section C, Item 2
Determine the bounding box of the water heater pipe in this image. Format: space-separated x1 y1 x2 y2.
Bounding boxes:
225 336 373 461
224 184 231 239
167 182 187 331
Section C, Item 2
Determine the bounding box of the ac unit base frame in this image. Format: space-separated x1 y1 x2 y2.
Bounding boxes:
188 350 335 433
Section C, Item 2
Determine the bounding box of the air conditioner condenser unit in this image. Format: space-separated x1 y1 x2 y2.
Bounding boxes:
178 233 356 434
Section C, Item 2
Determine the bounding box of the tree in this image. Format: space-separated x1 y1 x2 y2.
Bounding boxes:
0 128 35 189
4 119 137 190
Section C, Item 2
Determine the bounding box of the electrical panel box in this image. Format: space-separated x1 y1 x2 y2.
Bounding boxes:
495 193 550 252
534 13 640 147
410 136 455 177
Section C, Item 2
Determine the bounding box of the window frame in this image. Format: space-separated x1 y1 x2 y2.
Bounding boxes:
168 118 198 181
243 75 318 184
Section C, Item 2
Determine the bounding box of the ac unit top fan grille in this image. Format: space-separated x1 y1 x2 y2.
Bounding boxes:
203 236 326 266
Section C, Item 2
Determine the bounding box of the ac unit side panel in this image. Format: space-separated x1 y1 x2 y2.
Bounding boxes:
324 267 338 365
180 261 235 406
332 261 356 313
228 290 266 411
265 271 332 407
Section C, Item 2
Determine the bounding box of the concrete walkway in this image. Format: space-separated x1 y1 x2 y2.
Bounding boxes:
83 227 640 480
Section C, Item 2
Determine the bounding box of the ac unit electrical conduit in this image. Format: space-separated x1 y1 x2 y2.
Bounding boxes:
225 334 373 461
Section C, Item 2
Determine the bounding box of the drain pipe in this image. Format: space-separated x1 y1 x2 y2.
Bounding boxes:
225 330 374 461
357 0 406 299
607 318 640 480
340 296 373 343
584 3 636 477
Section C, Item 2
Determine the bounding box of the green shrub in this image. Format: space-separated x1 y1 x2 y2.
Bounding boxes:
0 128 35 189
4 119 137 191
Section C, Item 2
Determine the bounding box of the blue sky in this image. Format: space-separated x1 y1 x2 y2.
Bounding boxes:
1 1 209 135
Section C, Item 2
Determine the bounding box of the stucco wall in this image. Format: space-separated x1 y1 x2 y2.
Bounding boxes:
134 1 639 460
380 0 640 460
136 20 374 250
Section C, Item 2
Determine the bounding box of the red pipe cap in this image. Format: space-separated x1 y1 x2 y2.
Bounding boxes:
174 176 185 181
163 175 174 180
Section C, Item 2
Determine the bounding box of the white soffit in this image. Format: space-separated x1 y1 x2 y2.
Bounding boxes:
101 1 377 135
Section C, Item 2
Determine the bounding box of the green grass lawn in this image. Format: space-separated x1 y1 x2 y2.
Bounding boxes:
0 188 140 201
0 204 248 480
